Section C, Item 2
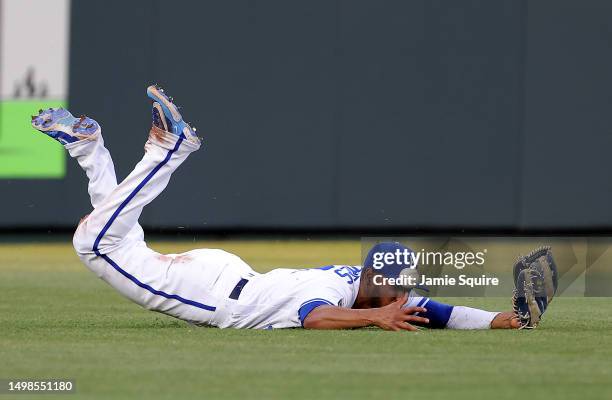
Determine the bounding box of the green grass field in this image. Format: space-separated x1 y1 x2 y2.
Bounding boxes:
1 240 611 400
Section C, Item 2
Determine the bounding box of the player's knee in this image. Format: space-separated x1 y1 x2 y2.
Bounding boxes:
72 217 96 255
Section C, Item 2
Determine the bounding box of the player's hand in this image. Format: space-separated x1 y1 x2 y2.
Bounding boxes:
372 293 429 331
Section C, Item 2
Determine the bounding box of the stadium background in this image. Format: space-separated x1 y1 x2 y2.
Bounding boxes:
3 0 612 232
1 2 612 399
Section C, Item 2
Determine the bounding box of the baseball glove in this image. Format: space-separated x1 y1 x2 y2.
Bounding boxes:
511 246 559 329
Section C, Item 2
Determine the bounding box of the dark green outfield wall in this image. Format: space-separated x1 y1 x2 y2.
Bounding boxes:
2 0 612 231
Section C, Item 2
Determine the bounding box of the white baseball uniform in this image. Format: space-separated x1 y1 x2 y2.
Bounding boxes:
70 127 497 330
70 128 375 329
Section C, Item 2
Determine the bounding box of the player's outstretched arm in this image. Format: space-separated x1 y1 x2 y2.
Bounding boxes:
404 298 520 330
303 294 429 331
408 246 558 330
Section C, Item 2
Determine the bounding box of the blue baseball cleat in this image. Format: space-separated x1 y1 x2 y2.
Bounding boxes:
31 107 100 145
147 84 199 143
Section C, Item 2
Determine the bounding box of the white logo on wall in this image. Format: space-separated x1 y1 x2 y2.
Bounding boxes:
13 67 48 98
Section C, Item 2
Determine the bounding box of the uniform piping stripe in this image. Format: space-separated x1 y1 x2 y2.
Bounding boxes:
413 297 430 316
417 297 429 308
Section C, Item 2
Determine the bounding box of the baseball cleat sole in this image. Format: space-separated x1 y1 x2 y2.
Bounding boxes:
31 107 100 145
147 85 182 123
146 84 198 141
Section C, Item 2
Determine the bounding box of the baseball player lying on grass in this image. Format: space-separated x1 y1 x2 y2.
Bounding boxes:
31 85 558 331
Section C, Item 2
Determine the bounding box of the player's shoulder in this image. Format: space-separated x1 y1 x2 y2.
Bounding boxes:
308 265 362 283
316 264 362 270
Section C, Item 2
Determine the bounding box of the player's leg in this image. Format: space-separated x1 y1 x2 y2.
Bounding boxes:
31 108 144 240
68 86 221 325
67 137 118 208
31 108 115 207
77 85 201 256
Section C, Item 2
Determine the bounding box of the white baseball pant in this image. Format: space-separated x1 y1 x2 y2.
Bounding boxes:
71 128 255 326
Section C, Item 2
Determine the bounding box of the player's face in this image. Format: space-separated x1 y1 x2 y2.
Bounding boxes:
375 284 404 307
361 268 406 307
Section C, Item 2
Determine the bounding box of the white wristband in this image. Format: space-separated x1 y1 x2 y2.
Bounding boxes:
446 306 499 330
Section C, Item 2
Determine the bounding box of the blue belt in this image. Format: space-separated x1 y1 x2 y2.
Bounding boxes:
229 278 249 300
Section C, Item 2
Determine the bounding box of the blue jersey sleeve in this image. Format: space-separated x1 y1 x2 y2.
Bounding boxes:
298 298 335 327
